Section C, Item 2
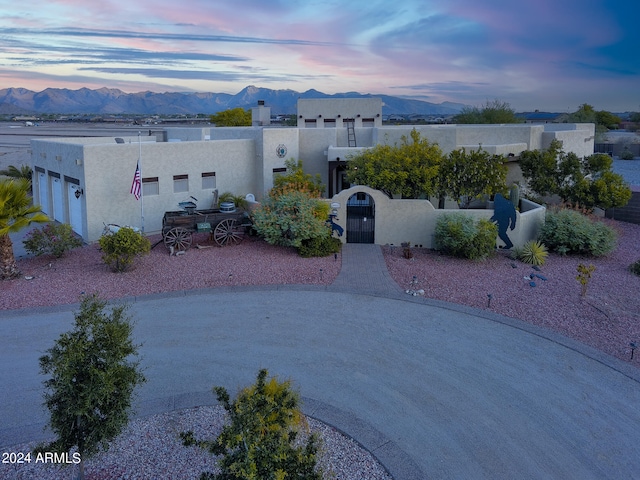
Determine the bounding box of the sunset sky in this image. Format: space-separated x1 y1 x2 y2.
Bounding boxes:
0 0 638 112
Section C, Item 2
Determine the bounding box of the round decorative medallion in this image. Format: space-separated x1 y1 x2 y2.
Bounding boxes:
276 144 287 158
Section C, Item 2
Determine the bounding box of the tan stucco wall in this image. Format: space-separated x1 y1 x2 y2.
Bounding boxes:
329 186 545 249
297 98 383 128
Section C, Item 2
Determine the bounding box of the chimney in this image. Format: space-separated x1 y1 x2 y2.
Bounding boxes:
252 100 270 126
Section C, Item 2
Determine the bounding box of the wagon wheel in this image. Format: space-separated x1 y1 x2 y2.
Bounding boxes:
164 227 193 252
213 218 244 246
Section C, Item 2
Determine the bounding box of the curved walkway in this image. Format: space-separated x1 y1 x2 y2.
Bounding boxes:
2 245 640 479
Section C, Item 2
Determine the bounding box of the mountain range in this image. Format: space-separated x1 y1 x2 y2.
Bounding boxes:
0 86 466 116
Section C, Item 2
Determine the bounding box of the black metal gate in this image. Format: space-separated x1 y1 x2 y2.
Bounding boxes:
346 192 375 243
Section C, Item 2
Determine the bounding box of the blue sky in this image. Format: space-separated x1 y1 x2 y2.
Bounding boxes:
0 0 638 112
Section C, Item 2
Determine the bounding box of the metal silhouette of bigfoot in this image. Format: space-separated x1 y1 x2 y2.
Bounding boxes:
490 193 516 249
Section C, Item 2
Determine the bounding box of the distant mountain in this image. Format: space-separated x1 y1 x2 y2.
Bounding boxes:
0 86 466 116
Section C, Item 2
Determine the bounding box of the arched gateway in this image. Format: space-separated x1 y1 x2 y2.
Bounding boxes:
346 192 375 243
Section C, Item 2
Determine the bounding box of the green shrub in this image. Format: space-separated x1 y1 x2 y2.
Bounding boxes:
539 209 617 256
98 227 150 272
181 369 322 480
620 149 634 160
298 233 342 258
37 294 145 476
517 240 548 266
252 191 330 248
23 223 83 258
630 259 640 276
434 213 498 260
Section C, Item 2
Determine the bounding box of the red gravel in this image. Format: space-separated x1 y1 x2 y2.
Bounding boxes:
384 219 640 366
3 220 639 367
1 235 340 310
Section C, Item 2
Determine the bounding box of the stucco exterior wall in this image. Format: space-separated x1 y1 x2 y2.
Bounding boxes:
261 128 300 196
299 128 338 190
297 98 383 128
329 186 545 249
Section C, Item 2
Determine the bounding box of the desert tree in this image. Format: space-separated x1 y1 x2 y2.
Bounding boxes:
438 147 508 208
37 294 146 480
346 128 443 198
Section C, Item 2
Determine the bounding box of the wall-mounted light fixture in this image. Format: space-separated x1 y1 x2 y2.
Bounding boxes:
357 114 361 117
55 155 62 161
318 114 322 118
299 115 303 118
337 114 341 118
74 188 84 199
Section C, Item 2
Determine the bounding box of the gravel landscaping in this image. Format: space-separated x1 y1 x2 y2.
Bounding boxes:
0 406 391 480
384 217 640 366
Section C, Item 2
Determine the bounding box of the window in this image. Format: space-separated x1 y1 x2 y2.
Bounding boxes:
273 167 287 184
362 118 375 127
173 174 188 193
304 119 317 128
142 177 159 196
323 119 336 128
202 172 216 189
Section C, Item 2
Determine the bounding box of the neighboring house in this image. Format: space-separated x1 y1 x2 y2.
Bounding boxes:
30 98 595 245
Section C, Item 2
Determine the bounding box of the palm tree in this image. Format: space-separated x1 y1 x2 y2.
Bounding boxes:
0 164 33 181
0 178 48 279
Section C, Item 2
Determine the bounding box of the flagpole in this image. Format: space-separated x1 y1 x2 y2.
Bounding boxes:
138 132 144 234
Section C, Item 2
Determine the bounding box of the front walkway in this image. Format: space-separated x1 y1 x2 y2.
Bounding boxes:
329 243 404 296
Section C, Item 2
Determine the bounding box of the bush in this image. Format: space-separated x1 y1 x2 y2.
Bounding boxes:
630 259 640 276
181 369 322 480
620 149 634 160
517 240 548 266
434 213 498 260
298 234 342 258
98 227 150 272
23 223 83 258
252 191 330 248
538 209 617 256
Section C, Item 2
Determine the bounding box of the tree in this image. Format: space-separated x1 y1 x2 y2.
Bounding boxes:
568 103 597 123
453 99 521 124
518 139 566 198
596 110 621 130
37 294 146 480
346 128 443 198
181 369 322 480
0 164 33 182
439 147 508 208
567 104 620 141
210 108 252 126
272 158 324 198
0 178 48 279
519 140 632 209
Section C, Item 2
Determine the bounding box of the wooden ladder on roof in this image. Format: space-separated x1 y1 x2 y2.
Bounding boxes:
346 119 357 147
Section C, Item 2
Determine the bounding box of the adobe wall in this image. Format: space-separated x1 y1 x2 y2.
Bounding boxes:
329 186 545 249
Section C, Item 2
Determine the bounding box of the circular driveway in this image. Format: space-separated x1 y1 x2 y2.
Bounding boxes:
2 288 640 479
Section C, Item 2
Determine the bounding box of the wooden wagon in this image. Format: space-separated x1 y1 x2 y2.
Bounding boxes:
161 202 251 251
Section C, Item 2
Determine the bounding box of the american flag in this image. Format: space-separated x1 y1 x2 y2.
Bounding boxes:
130 161 141 200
